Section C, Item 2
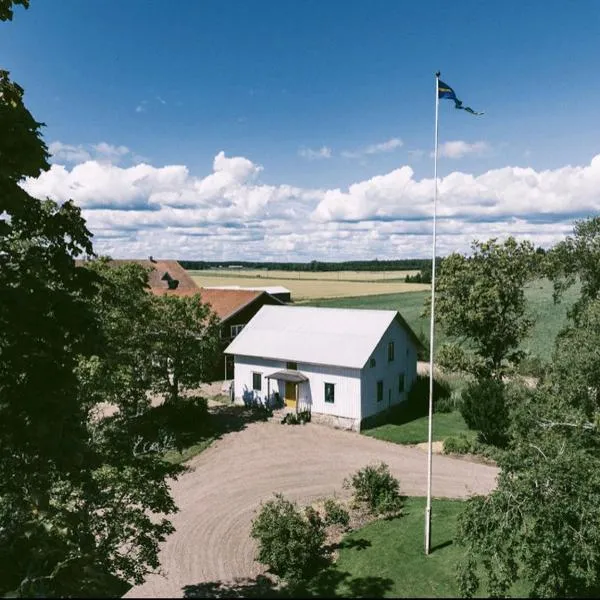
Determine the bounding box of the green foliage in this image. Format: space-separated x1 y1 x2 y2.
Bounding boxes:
435 389 462 413
0 27 182 595
460 379 509 447
344 463 403 516
281 410 311 425
323 499 350 529
435 237 537 379
456 298 600 598
0 0 28 21
129 396 209 452
250 494 327 585
442 434 473 455
150 293 221 403
545 216 600 322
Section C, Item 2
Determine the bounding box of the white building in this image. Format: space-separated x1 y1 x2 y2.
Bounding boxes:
224 305 423 431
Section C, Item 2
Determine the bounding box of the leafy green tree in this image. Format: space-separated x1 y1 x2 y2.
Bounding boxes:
150 294 221 403
434 237 537 379
0 5 182 595
250 494 327 585
545 216 600 322
456 299 600 598
77 258 156 419
460 379 509 447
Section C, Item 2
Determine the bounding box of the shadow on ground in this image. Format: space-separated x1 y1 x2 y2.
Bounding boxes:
182 570 394 598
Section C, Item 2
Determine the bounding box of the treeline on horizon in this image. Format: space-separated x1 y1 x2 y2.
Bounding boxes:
180 258 435 272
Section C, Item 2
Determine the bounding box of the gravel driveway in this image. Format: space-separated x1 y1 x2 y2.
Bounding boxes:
125 418 498 598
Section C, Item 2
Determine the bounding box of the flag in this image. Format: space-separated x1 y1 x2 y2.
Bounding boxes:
438 79 483 115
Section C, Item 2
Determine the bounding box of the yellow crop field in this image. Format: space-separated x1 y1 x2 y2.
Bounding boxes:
190 269 419 282
189 272 430 301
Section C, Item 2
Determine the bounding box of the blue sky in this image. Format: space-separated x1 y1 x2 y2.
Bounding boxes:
5 0 600 260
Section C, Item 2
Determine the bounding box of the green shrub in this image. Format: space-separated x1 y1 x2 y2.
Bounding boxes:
435 389 462 413
323 499 350 529
344 462 403 516
250 494 327 585
443 434 473 455
460 379 509 447
130 396 209 451
281 413 299 425
298 410 311 424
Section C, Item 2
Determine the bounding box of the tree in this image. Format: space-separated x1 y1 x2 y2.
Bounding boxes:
434 237 537 379
0 5 182 595
545 216 600 322
150 294 221 403
250 494 327 586
456 299 600 598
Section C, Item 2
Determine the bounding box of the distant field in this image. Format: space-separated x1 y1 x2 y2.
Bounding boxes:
189 273 429 301
305 279 580 362
188 268 419 282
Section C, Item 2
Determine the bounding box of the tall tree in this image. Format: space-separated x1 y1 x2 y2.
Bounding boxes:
434 237 537 379
545 216 600 322
150 294 221 403
0 4 181 595
456 299 600 598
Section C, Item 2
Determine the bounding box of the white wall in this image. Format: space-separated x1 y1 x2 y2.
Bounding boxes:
231 355 362 420
360 319 418 419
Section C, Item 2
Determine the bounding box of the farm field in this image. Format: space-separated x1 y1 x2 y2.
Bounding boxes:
306 279 580 362
188 268 420 281
189 273 429 301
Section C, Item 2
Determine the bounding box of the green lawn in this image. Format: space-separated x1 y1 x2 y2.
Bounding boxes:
330 496 527 598
363 411 473 445
305 278 579 362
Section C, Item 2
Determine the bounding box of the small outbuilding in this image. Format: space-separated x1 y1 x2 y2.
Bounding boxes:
204 285 292 303
224 305 423 431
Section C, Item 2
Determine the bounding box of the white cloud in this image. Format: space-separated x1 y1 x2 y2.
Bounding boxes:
20 149 600 261
298 146 332 160
342 137 403 159
437 140 489 159
48 142 91 164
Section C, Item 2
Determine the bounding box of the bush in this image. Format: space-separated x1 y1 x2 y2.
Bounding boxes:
129 396 209 451
460 379 509 447
435 389 462 413
323 499 350 529
298 410 311 424
281 413 299 425
443 434 473 455
250 494 327 584
344 462 403 516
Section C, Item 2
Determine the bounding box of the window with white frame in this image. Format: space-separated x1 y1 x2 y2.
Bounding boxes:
324 382 335 403
252 372 262 391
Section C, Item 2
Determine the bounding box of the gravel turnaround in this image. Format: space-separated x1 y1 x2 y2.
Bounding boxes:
125 419 498 598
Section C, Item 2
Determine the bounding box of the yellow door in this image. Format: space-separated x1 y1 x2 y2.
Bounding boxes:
285 382 297 409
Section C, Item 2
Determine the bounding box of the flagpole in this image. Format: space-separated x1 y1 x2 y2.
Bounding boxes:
425 71 440 556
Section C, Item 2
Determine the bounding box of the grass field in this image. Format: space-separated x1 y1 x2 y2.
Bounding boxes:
188 268 420 282
190 274 429 301
331 496 527 598
306 279 580 362
363 411 473 445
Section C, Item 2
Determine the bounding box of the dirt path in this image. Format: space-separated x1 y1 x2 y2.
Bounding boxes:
125 419 498 598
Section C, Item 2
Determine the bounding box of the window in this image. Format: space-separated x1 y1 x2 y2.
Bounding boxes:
324 383 335 403
286 361 298 370
377 380 383 402
369 357 376 368
388 341 395 362
252 372 262 391
230 324 244 338
398 373 405 393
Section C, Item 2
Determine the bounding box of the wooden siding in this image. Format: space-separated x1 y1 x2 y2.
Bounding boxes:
360 319 418 419
233 355 362 420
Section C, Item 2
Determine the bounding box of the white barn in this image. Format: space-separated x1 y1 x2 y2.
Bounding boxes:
224 305 423 431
